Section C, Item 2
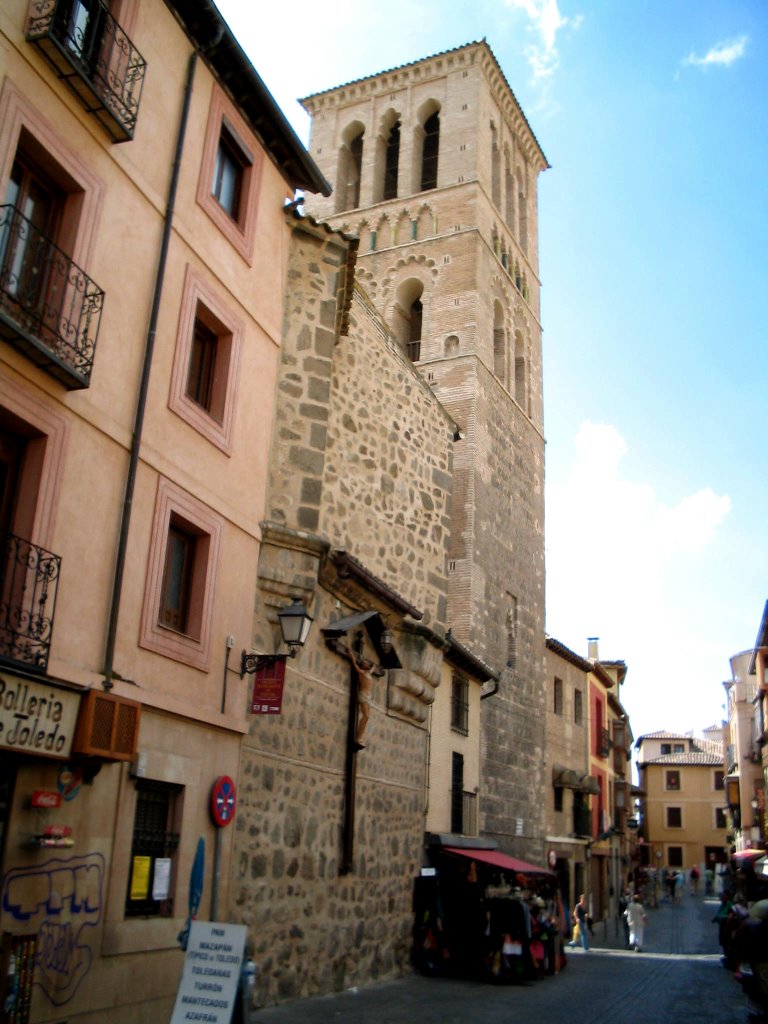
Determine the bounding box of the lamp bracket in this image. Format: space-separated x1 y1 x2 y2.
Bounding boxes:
240 651 287 678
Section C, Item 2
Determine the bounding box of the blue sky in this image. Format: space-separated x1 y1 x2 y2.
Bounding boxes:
215 0 767 739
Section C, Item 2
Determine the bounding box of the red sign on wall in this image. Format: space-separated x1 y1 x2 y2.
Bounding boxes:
251 659 286 715
31 791 62 809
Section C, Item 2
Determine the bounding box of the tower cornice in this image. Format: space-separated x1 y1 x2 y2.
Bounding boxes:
300 40 548 172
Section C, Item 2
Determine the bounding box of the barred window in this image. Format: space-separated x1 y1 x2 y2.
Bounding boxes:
125 779 182 917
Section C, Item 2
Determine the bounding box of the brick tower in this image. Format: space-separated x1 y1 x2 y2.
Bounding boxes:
301 41 548 859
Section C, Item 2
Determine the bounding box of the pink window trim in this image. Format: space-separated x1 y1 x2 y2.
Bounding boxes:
196 85 263 264
168 265 243 454
0 376 68 552
139 477 222 671
0 79 104 269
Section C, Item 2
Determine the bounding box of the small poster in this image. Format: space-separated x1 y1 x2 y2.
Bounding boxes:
129 855 151 900
251 659 286 715
152 857 172 900
170 920 247 1024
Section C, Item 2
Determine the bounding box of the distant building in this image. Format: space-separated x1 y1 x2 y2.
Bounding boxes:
724 651 764 852
636 730 726 874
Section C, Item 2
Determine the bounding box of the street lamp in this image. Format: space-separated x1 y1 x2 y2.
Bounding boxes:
240 600 314 676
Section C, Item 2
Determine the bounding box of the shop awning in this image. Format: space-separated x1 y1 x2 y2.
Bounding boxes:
444 846 554 877
733 849 765 862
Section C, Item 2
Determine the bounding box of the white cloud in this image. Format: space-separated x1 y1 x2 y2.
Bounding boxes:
682 35 748 70
505 0 573 80
545 422 732 734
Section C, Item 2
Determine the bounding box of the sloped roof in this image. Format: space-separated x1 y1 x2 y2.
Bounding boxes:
643 751 723 767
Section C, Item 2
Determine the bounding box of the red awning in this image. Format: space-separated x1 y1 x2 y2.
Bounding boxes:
733 849 765 861
444 846 553 877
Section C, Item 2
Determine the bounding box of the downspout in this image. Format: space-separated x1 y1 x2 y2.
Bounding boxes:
101 48 200 689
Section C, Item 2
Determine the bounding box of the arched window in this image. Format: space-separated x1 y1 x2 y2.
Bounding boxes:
421 111 439 191
384 120 401 200
336 123 364 213
504 154 515 231
493 301 506 384
514 330 526 408
392 278 424 361
517 168 528 253
491 124 501 208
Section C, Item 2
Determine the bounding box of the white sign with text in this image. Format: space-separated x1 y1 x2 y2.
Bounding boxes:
170 920 246 1024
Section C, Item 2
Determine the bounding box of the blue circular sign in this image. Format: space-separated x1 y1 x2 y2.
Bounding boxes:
211 775 236 827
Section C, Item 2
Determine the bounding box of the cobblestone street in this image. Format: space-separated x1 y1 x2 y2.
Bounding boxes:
251 891 756 1024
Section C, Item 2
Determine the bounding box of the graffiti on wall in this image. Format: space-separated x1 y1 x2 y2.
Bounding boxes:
1 852 104 1006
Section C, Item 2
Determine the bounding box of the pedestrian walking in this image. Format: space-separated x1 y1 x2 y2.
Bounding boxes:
675 869 685 902
571 893 589 952
625 893 648 952
690 864 700 895
618 892 631 948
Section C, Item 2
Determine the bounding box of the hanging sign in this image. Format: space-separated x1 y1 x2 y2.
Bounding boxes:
250 658 286 715
170 920 247 1024
210 775 236 827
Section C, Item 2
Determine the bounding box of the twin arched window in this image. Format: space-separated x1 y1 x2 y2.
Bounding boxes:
336 104 440 212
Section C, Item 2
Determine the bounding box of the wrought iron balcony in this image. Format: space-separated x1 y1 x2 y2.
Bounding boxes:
0 531 61 674
26 0 146 143
0 204 104 389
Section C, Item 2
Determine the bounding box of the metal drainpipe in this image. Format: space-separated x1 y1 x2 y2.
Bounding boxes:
101 48 200 689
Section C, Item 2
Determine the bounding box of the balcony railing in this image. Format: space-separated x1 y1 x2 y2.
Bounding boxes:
26 0 146 143
0 531 61 673
0 204 104 389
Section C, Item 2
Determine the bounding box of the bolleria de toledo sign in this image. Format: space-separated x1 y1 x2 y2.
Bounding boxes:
0 673 81 758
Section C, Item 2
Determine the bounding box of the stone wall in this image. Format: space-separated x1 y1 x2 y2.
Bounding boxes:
232 213 455 1005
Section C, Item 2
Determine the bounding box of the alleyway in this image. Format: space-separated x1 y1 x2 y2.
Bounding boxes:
251 890 756 1023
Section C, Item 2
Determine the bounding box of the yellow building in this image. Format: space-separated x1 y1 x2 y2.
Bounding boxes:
0 1 327 1020
636 731 726 878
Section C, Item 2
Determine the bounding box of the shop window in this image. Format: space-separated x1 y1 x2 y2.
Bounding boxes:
553 676 563 715
139 478 222 670
665 770 681 791
125 779 182 917
197 86 262 263
451 673 469 735
169 266 243 453
666 806 682 828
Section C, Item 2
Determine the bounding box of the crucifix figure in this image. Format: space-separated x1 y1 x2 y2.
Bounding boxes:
330 630 386 874
331 638 383 749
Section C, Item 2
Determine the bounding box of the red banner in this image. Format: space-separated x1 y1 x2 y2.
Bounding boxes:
251 659 286 715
